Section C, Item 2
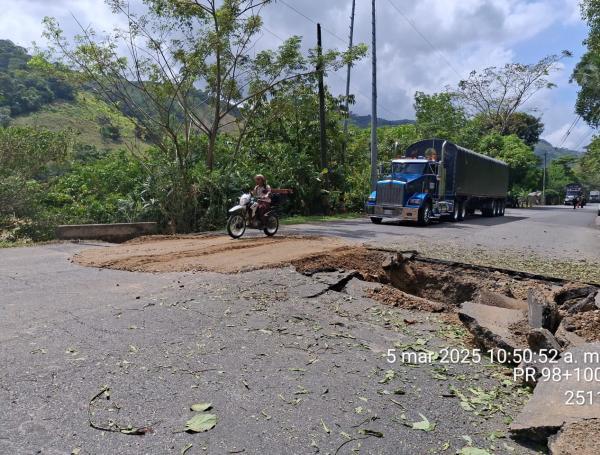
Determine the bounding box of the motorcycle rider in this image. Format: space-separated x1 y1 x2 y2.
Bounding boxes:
252 174 272 223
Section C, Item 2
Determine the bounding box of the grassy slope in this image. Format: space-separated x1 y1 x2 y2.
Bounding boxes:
13 91 239 148
12 92 143 151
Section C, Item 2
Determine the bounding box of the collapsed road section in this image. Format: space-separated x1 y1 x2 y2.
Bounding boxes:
72 234 600 452
293 248 600 453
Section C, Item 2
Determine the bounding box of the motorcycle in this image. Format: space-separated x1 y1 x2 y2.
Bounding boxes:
227 193 279 239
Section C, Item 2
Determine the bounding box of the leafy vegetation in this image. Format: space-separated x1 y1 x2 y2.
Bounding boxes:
0 40 74 124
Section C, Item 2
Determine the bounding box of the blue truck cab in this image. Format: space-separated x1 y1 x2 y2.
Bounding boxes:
366 139 509 226
366 158 439 224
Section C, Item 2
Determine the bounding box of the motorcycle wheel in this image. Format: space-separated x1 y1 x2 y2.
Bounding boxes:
263 214 279 236
227 214 246 239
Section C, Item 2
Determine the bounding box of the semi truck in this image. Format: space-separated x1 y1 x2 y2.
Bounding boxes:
590 190 600 203
564 183 586 206
366 139 509 225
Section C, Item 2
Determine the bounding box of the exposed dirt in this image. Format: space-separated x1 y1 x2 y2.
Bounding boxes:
294 247 554 312
291 247 389 281
507 318 531 348
73 234 349 273
548 419 600 455
562 310 600 342
365 285 446 312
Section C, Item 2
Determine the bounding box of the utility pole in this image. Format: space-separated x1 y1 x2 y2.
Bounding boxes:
342 0 356 166
317 23 327 174
542 149 547 205
370 0 378 189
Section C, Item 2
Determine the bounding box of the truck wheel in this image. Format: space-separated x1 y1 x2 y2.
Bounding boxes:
451 201 460 222
370 217 383 224
482 201 493 217
499 202 506 216
418 204 432 226
493 200 499 216
458 202 467 221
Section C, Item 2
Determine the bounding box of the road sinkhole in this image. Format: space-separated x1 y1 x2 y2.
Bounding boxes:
292 246 551 309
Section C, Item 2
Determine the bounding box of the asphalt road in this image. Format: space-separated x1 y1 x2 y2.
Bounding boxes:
1 205 597 454
288 205 600 262
1 243 538 455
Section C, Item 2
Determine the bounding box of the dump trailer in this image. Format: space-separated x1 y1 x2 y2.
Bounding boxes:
366 139 509 225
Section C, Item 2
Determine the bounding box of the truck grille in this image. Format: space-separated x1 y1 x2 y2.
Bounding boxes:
376 181 404 206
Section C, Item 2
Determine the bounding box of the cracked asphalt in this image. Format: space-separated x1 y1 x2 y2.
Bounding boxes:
1 243 541 455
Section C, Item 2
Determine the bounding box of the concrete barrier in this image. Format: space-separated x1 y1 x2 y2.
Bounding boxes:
56 222 159 243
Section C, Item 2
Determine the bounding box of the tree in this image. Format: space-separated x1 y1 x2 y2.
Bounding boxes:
41 0 364 231
0 126 74 179
572 1 600 127
42 1 362 171
477 133 540 189
0 40 74 118
572 51 600 127
576 135 600 187
451 53 568 134
548 155 578 194
414 92 466 141
477 112 544 148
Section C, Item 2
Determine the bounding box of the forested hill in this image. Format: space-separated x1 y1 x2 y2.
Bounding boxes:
349 114 415 128
534 139 581 164
0 40 75 125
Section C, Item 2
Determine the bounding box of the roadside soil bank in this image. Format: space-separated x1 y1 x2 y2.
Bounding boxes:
73 234 349 273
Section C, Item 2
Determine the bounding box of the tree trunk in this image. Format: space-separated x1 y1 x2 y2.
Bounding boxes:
207 131 216 171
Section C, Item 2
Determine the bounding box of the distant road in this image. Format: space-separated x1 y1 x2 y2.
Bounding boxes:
286 205 600 262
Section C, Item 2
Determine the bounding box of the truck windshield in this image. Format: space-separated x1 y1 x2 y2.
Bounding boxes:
392 162 426 175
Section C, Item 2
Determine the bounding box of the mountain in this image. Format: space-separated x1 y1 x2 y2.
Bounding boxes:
349 114 415 129
534 139 581 165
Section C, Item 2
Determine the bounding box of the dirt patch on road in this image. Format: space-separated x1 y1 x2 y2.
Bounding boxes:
73 234 349 273
562 310 600 342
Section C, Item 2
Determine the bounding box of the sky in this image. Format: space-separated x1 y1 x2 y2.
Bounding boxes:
0 0 595 150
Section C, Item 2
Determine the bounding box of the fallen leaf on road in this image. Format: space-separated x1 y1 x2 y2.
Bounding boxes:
185 413 217 433
411 413 436 432
459 448 491 455
190 403 212 412
378 370 395 384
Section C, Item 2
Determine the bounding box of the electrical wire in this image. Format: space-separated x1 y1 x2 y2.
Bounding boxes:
573 128 595 150
385 0 463 79
261 22 403 120
558 116 580 148
278 0 348 45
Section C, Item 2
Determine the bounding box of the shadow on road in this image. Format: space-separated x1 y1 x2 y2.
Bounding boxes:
284 214 527 239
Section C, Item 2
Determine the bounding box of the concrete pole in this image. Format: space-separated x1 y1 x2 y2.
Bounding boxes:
342 0 356 166
317 24 327 175
542 149 547 205
370 0 378 190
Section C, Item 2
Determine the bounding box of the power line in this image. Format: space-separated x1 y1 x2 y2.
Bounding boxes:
279 0 347 45
386 0 463 79
261 23 403 120
558 116 580 148
573 129 595 150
